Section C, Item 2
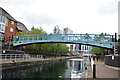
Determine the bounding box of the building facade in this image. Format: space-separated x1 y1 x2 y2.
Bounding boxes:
74 44 91 53
0 7 29 43
63 27 73 34
53 25 63 34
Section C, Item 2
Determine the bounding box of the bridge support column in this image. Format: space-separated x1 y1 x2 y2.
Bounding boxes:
79 44 81 53
83 45 85 52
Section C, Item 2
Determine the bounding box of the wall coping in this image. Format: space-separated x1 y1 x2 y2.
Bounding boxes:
105 55 120 57
105 65 120 70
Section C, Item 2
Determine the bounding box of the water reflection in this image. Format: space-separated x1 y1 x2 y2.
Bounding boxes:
2 60 67 79
2 58 88 79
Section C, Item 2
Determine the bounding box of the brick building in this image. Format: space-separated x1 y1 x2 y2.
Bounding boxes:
0 7 29 43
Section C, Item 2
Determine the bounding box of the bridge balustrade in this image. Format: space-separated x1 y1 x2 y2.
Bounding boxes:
12 34 114 49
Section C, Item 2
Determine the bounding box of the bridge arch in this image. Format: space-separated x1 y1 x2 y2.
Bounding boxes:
12 34 114 49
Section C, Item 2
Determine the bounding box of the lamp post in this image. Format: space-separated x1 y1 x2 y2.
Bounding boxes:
114 33 118 55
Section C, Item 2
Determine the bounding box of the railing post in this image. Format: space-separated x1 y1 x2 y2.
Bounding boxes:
112 36 114 42
22 55 23 60
5 55 6 61
115 33 117 42
10 54 12 62
93 64 96 78
15 54 16 62
91 58 94 72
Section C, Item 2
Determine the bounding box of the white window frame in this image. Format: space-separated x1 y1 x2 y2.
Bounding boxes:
10 28 14 32
0 23 5 33
11 21 14 24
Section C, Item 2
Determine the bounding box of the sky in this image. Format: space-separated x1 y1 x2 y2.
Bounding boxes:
0 0 119 35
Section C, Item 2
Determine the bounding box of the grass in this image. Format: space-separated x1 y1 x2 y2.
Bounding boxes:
98 58 104 62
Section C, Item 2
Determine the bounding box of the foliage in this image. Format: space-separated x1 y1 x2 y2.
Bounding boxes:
17 27 69 56
91 33 108 55
98 58 104 62
118 39 120 42
91 47 107 55
17 30 28 35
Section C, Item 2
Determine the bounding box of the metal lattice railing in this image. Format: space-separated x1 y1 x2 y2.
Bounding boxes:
12 34 114 49
0 54 43 63
13 34 113 42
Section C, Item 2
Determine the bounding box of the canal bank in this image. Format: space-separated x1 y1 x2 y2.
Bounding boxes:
1 57 75 70
2 58 68 79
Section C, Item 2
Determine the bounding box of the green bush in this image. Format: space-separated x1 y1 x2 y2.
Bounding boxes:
98 58 104 62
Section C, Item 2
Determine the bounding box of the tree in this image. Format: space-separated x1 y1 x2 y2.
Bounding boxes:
91 47 107 55
17 30 28 36
91 33 110 55
17 27 69 56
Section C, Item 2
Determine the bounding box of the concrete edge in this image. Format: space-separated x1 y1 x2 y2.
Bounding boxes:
105 65 120 70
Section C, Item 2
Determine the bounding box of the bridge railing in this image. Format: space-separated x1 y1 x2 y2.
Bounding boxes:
12 34 114 49
13 34 113 42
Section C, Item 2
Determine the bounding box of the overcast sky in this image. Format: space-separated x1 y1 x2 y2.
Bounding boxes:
0 0 119 35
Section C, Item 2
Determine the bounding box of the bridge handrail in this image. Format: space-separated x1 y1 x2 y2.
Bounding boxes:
13 34 113 42
12 34 114 49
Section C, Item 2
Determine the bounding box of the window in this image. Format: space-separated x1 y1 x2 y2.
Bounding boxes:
0 15 6 24
0 15 2 22
11 21 14 24
0 33 4 41
10 28 13 32
2 24 5 31
0 24 5 32
2 16 5 23
0 33 3 36
0 24 1 31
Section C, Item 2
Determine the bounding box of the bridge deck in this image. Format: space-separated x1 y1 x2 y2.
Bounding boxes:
12 34 114 49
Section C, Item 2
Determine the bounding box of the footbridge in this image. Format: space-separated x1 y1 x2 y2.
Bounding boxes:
12 34 114 49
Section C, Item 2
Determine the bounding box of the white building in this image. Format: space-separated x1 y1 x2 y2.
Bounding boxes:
63 28 73 34
74 44 91 53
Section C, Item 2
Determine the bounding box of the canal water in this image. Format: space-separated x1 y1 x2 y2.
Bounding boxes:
2 58 88 79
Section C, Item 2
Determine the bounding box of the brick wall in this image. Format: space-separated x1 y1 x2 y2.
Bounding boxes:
4 19 19 42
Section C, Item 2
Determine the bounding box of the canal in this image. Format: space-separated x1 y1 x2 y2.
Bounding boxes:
2 58 88 79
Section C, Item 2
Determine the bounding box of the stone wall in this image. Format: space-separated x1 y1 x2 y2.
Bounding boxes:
105 55 120 68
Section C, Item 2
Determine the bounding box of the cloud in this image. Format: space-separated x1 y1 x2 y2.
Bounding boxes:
97 0 119 15
24 13 63 26
0 0 118 34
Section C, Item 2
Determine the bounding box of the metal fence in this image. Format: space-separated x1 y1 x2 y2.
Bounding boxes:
0 54 30 62
29 54 43 58
0 54 44 63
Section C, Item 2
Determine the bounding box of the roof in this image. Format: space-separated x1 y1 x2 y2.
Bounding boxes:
0 7 29 32
0 7 17 21
17 22 29 33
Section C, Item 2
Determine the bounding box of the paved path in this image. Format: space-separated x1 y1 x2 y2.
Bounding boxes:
87 61 120 79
